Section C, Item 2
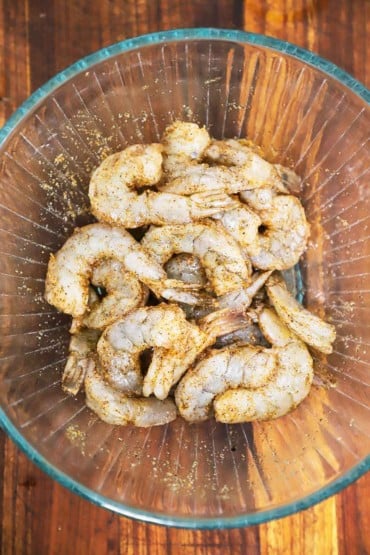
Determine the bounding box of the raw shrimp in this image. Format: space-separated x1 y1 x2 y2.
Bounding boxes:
62 329 100 396
141 221 252 297
164 253 271 318
143 306 250 400
214 308 314 423
84 362 177 427
162 120 211 169
212 204 261 253
45 223 201 317
72 260 148 330
240 194 310 270
205 139 301 192
160 128 300 195
164 254 211 320
176 307 313 423
89 143 237 228
217 269 272 310
97 304 205 396
97 302 249 400
266 273 336 354
175 345 276 422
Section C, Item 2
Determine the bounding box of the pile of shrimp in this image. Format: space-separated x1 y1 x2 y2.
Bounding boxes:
45 121 336 427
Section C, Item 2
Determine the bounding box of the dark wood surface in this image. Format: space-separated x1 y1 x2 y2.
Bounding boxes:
0 1 369 553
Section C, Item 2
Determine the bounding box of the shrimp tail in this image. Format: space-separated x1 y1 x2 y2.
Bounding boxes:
150 277 204 305
274 164 302 193
199 308 252 339
62 355 95 396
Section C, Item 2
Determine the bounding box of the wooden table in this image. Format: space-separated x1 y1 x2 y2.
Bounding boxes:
0 1 369 553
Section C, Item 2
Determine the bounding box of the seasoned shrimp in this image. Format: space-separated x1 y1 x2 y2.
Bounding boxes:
160 126 300 195
266 273 336 354
162 120 211 169
84 362 177 427
72 260 148 330
240 194 310 270
217 270 272 310
161 122 276 195
212 204 261 253
62 329 100 395
45 223 201 317
143 306 249 400
89 143 237 228
176 307 313 423
205 139 301 192
141 221 252 297
98 303 249 400
164 253 271 318
175 345 276 422
97 304 204 395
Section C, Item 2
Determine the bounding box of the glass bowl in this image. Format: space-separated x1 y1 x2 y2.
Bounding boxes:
0 29 369 529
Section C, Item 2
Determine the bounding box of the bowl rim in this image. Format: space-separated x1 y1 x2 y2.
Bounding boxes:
0 27 369 529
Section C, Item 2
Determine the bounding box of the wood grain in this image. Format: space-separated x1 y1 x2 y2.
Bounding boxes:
0 1 369 554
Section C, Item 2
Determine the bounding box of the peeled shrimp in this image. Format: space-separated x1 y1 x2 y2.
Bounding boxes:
62 329 100 395
71 260 148 330
84 362 176 427
204 139 301 192
162 120 211 169
175 345 276 422
98 303 249 400
143 305 250 400
266 273 336 354
164 252 271 318
240 193 310 270
45 223 200 317
160 126 300 194
162 123 264 246
212 204 261 253
97 304 204 396
176 307 313 423
160 125 305 262
141 221 251 297
89 143 237 228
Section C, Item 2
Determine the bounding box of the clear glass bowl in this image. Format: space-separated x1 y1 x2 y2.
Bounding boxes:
0 29 369 529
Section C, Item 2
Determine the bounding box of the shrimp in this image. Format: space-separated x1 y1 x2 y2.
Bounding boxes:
211 204 261 253
204 139 301 192
160 128 300 195
266 273 336 354
62 329 100 395
143 306 250 400
88 143 237 228
176 307 313 423
84 362 177 427
141 221 252 297
240 194 310 270
97 304 205 396
217 270 272 310
45 223 201 317
162 120 211 168
160 126 304 260
164 254 271 317
97 303 249 400
71 260 148 330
